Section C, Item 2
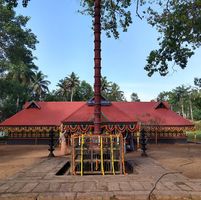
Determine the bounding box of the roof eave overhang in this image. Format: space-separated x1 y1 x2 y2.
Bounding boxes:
62 121 137 125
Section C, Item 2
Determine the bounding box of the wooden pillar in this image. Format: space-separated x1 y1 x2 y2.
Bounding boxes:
155 128 158 144
94 0 101 134
71 135 75 175
155 127 158 144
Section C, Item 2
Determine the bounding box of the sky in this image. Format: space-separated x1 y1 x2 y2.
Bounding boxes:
15 0 201 101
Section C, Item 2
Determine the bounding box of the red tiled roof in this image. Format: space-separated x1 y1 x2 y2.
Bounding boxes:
0 102 85 126
62 103 134 124
0 101 193 127
112 102 193 126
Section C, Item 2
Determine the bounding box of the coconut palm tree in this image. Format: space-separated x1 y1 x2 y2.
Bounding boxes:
7 62 38 109
131 92 140 102
65 72 80 102
31 71 50 100
76 80 93 101
172 85 191 117
108 83 125 101
7 62 37 85
56 79 70 101
101 76 112 97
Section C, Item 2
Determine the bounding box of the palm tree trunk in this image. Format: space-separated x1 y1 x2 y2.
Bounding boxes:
39 89 42 101
94 0 102 134
181 99 185 117
16 96 19 112
189 98 193 120
70 89 74 102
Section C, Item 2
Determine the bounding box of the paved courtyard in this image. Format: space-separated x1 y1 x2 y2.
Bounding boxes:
0 150 201 200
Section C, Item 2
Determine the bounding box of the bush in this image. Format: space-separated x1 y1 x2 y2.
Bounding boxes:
194 121 201 130
187 130 201 142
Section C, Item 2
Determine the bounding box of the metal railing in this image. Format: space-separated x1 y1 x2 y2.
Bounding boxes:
71 134 125 175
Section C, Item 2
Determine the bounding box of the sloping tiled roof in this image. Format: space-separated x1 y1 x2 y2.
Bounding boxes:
0 101 193 127
0 102 85 126
62 103 134 124
113 102 193 126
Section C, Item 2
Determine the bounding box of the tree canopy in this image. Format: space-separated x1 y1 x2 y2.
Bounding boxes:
144 0 201 76
157 83 201 121
194 78 201 88
82 0 201 76
5 0 201 77
131 92 140 102
0 0 50 120
0 0 38 76
56 72 80 102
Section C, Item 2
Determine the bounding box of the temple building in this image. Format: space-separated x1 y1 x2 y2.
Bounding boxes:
0 100 194 145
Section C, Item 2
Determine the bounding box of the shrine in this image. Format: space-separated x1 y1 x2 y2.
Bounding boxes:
0 99 194 144
0 0 194 175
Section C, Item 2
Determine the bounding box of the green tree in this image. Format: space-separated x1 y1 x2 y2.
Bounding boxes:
56 72 80 101
82 0 201 76
7 63 37 86
192 80 201 120
100 76 125 101
0 0 38 76
56 77 93 101
101 76 112 97
0 0 38 121
172 85 191 117
156 83 201 121
194 78 201 88
56 79 70 101
5 63 37 110
131 92 140 102
108 83 125 101
157 91 170 102
31 71 50 100
192 93 201 120
66 72 80 102
75 80 93 101
80 0 132 39
43 90 63 101
5 0 201 76
144 0 201 76
0 79 27 120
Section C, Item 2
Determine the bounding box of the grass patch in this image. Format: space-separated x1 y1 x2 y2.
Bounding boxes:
187 130 201 142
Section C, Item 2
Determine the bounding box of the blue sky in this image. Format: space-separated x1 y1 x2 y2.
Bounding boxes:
15 0 201 101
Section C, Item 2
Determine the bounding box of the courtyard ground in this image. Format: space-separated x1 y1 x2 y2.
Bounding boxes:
147 143 201 179
0 145 62 180
1 144 200 180
0 143 201 199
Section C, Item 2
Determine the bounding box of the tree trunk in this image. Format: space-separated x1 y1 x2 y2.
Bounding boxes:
16 96 19 112
181 99 185 117
189 98 193 121
70 89 74 102
94 0 101 134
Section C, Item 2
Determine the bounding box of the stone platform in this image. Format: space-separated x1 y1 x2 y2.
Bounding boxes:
0 155 201 200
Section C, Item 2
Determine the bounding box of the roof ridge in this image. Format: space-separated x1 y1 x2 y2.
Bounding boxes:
38 101 85 103
61 103 86 123
108 103 134 121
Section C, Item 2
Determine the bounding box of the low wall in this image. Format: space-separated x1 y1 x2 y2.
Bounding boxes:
143 131 187 144
6 138 59 145
4 132 59 145
4 131 187 145
147 137 187 144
